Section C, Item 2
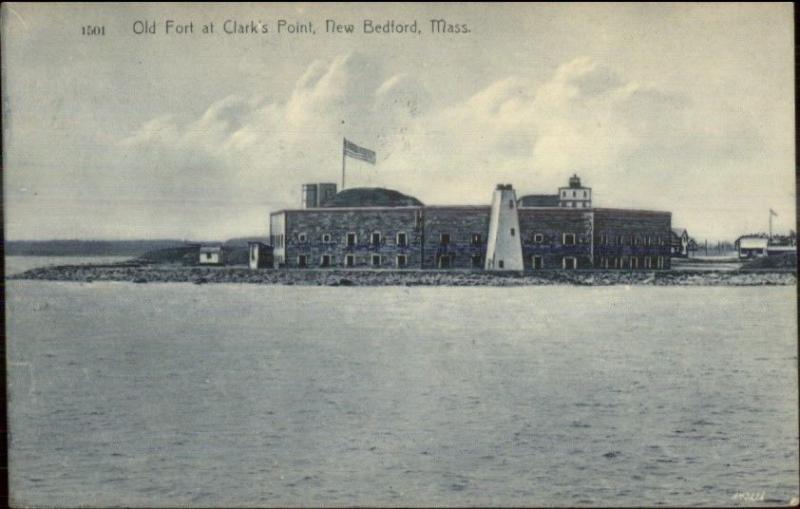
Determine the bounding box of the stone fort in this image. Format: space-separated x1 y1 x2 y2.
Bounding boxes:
257 175 672 271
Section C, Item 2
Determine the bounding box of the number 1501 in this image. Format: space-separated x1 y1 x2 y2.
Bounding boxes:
82 25 105 36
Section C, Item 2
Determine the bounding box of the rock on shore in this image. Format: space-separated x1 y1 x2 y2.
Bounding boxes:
9 263 797 286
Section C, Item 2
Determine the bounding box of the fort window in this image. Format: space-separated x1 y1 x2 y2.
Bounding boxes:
583 191 587 197
572 190 576 197
371 254 381 267
371 232 382 245
571 202 576 208
440 233 450 245
532 255 543 269
438 254 452 269
346 232 357 247
397 255 407 268
563 233 576 246
471 254 482 268
298 233 307 243
345 254 354 267
471 233 482 245
321 255 332 267
509 200 515 209
533 233 544 243
498 260 504 269
298 255 308 268
563 257 577 270
510 228 515 236
396 232 408 247
322 233 332 243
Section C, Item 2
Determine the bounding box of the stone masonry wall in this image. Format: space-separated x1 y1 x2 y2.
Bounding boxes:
518 208 593 269
420 207 491 269
284 208 420 269
277 205 672 271
592 208 672 269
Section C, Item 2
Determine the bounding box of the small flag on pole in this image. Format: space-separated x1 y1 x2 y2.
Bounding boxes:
343 138 376 165
770 208 778 217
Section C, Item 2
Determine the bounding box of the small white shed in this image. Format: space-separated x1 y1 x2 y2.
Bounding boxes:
737 236 768 258
199 246 224 265
248 242 274 269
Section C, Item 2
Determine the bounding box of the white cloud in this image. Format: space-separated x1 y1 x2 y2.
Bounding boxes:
97 53 784 240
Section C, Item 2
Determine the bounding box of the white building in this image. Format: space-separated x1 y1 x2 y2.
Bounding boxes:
736 236 768 258
558 174 592 208
670 228 690 257
485 184 524 270
248 242 273 269
199 246 224 265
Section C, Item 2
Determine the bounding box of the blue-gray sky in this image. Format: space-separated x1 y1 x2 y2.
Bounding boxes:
2 3 794 241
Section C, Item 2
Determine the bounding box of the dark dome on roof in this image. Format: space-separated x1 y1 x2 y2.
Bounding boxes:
321 187 423 208
518 194 559 207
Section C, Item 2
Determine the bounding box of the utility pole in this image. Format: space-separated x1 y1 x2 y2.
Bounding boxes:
769 210 772 241
341 141 347 190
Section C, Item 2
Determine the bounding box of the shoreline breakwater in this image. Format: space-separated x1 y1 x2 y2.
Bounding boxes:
10 263 796 286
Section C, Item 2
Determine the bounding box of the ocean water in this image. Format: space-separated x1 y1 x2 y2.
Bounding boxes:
4 256 133 276
6 281 798 507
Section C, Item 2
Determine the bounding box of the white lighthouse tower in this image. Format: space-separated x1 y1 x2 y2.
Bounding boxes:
485 184 524 270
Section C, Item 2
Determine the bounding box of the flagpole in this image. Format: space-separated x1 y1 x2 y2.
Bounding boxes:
769 209 773 241
341 138 346 190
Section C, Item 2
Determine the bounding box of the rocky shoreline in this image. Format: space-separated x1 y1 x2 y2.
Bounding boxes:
10 263 797 286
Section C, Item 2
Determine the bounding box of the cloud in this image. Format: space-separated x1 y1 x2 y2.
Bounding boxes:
105 53 769 240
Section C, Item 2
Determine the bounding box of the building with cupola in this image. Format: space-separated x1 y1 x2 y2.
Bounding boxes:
261 175 671 271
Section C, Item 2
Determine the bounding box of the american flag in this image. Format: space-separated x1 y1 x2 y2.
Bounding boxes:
343 138 376 165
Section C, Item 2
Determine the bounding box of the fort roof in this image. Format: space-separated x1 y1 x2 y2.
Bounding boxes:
271 205 670 216
321 187 423 208
518 194 560 207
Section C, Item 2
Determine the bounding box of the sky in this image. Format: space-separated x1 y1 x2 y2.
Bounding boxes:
1 3 795 241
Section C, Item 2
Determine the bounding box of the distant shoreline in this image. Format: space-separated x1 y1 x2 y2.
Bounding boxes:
9 263 796 286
